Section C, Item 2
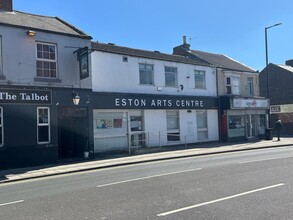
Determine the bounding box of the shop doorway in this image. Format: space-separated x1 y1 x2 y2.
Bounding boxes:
129 111 144 147
58 107 88 159
246 115 256 138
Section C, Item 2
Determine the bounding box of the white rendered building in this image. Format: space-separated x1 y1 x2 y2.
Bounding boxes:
91 42 219 152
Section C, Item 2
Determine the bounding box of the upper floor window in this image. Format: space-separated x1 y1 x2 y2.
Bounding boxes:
165 66 178 87
194 70 206 89
226 76 240 95
139 63 154 85
36 43 57 78
247 77 254 96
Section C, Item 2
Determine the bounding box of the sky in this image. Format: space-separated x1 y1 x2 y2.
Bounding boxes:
13 0 293 71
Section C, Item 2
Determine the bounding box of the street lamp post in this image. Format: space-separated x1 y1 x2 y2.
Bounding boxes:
265 23 282 129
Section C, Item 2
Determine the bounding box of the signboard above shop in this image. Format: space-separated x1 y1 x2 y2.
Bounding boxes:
270 104 293 114
93 92 219 110
232 98 269 109
0 89 51 104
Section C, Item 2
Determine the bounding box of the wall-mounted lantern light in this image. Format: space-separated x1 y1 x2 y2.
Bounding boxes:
72 93 80 106
27 30 36 37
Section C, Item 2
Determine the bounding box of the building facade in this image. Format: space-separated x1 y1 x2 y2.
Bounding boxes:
0 2 93 169
173 37 269 142
91 42 219 153
259 60 293 133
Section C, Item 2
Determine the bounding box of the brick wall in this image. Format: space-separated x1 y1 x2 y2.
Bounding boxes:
0 0 12 12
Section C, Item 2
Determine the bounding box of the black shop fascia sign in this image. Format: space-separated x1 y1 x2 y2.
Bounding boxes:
93 92 218 110
0 89 52 104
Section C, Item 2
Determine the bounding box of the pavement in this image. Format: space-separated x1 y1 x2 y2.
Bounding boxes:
0 137 292 184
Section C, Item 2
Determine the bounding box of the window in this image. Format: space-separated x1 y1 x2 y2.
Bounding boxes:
167 111 180 141
197 110 208 140
247 77 254 96
165 66 178 87
0 36 2 76
139 63 154 85
194 70 206 89
0 107 3 147
37 107 50 144
36 43 57 78
226 76 240 95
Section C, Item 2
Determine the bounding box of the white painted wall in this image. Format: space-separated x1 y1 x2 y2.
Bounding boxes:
1 26 92 88
91 51 217 96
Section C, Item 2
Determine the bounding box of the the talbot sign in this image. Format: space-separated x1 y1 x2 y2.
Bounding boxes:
0 89 51 104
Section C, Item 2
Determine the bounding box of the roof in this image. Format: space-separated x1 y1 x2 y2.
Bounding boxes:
91 42 211 66
0 10 92 39
189 49 256 73
276 64 293 72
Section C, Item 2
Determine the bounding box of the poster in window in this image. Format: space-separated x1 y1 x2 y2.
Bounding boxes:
113 119 122 128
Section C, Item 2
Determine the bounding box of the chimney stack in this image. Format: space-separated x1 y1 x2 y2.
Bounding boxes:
183 36 187 44
285 59 293 67
181 35 190 50
0 0 13 12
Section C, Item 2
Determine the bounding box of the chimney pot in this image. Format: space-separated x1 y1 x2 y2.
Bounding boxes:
0 0 13 11
183 36 187 44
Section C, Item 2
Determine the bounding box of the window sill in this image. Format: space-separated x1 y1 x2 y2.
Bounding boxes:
34 77 61 83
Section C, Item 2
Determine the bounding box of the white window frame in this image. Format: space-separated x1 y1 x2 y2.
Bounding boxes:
139 63 154 85
166 110 180 141
37 107 50 144
247 77 254 96
36 42 57 78
226 76 240 95
165 66 178 87
0 107 3 147
194 70 206 89
0 36 2 76
197 110 208 140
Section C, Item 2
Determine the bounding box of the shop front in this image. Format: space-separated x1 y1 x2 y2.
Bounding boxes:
220 96 269 142
93 92 219 153
0 86 93 169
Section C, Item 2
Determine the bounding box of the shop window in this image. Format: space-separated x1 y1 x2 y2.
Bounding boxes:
0 107 3 147
167 111 180 141
226 76 240 95
194 70 206 89
197 110 208 140
37 107 50 144
36 42 57 78
0 36 2 76
139 63 154 85
228 115 245 138
165 66 178 87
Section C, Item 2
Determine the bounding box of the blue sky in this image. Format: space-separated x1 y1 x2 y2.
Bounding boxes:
14 0 293 71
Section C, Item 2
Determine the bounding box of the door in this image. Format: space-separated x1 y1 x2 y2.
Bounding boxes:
246 115 256 138
129 111 144 147
58 107 88 159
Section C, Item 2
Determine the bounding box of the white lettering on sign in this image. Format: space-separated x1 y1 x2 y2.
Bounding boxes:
20 93 48 101
114 97 205 109
0 90 51 104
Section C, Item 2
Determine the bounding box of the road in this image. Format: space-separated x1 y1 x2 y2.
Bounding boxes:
1 146 293 219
